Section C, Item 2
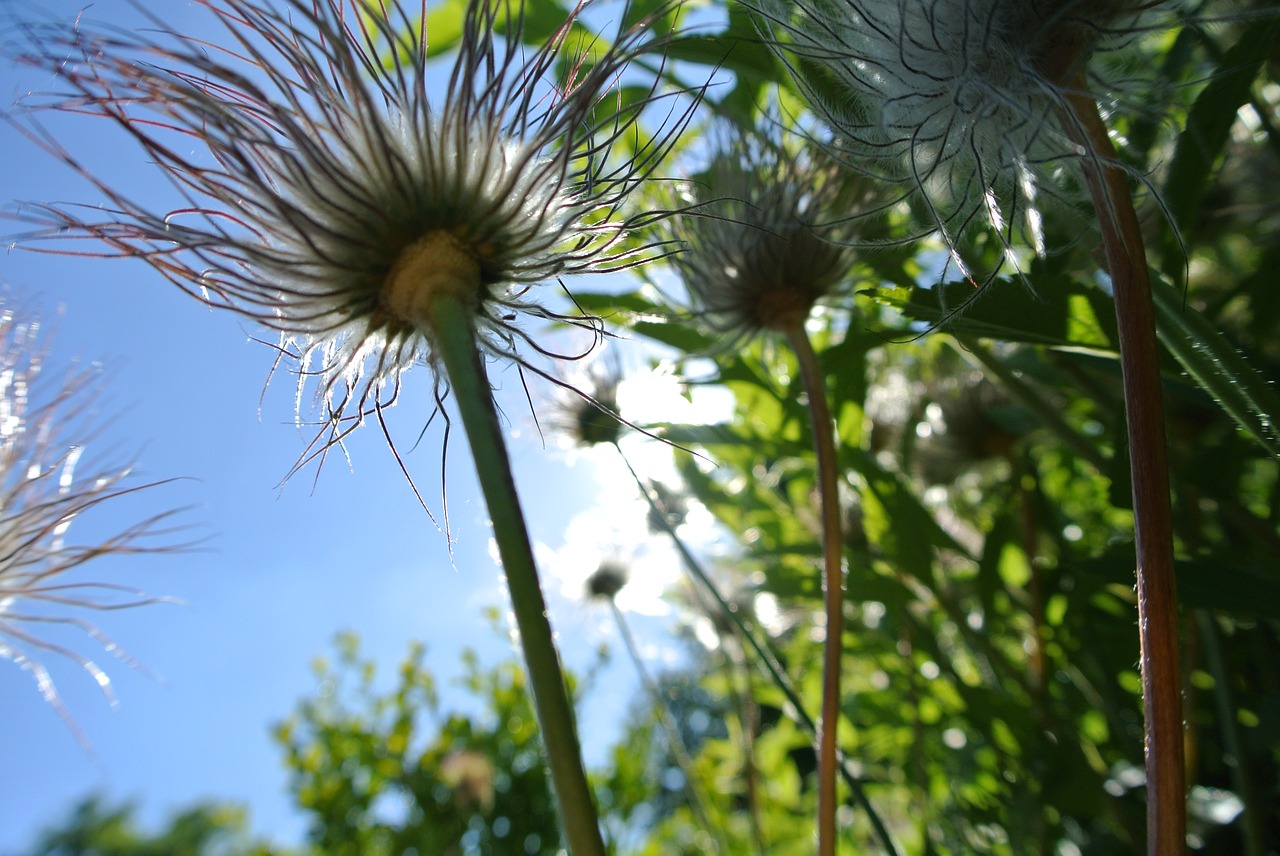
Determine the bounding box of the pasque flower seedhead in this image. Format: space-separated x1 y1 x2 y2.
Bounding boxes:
663 128 868 341
558 358 627 448
12 0 687 454
748 0 1168 287
584 557 631 602
0 306 181 742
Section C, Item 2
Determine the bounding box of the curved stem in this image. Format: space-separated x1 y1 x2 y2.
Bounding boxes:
782 320 845 856
429 294 606 856
1060 84 1184 855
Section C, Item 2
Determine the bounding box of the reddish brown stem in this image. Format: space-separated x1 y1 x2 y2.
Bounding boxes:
784 320 845 856
1061 85 1185 854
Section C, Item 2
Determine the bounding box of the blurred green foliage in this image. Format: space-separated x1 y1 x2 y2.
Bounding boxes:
28 796 272 856
272 628 567 856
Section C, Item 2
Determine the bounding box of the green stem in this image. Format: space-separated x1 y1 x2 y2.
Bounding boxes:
429 294 606 856
1062 84 1185 856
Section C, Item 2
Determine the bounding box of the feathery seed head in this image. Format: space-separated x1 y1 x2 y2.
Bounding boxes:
556 356 627 448
0 306 182 742
663 129 867 339
914 375 1025 483
584 557 631 601
749 0 1169 286
12 0 688 451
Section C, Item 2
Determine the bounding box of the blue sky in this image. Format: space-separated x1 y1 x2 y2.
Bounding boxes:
0 1 719 849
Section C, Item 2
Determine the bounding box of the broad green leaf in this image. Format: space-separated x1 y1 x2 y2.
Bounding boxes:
874 270 1119 349
570 288 664 317
422 0 469 57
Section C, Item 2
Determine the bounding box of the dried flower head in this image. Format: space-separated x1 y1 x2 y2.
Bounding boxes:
662 127 868 342
0 307 181 742
915 373 1026 483
11 0 689 461
748 0 1173 289
584 557 631 601
553 354 627 449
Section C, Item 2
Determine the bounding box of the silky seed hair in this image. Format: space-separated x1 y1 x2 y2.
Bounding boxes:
0 307 183 743
745 0 1186 293
10 0 692 462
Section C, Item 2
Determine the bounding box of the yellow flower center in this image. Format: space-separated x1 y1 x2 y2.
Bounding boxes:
382 230 482 329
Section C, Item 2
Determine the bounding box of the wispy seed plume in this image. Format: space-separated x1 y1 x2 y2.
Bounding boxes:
10 0 692 464
0 305 184 746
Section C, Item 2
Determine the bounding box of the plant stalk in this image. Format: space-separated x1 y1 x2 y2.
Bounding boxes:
429 294 606 856
1061 84 1185 855
616 445 899 855
783 319 846 856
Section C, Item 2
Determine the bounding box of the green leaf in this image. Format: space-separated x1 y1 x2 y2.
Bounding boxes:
1151 280 1280 458
850 446 974 573
1161 18 1279 261
421 0 469 57
874 269 1118 349
570 288 664 318
1177 559 1280 619
1072 553 1280 620
631 319 718 353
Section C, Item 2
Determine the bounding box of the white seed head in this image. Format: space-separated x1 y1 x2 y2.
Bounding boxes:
748 0 1174 288
13 0 687 455
662 126 870 340
0 306 181 744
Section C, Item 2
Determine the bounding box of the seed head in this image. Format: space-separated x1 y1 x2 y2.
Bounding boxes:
662 127 868 342
748 0 1171 289
584 557 631 602
915 374 1025 483
644 479 688 533
11 0 688 460
0 306 182 744
554 354 627 449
